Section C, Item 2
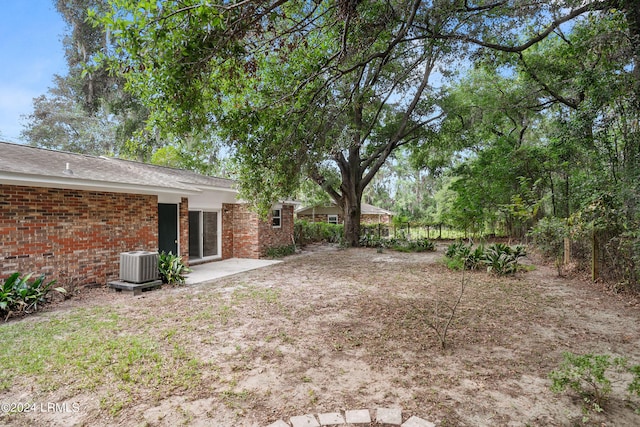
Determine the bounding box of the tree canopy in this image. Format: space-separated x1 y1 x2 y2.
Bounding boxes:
96 0 619 244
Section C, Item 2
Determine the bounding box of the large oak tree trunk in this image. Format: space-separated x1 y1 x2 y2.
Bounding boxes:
340 194 362 247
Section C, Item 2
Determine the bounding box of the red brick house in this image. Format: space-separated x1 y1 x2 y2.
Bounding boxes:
296 202 394 225
0 142 294 286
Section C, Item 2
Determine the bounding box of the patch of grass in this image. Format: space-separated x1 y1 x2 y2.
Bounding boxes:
218 304 234 325
0 306 205 412
220 388 252 410
232 286 280 304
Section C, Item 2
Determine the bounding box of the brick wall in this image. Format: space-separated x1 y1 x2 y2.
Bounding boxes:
221 203 294 259
259 205 294 255
221 203 234 260
0 184 158 286
221 203 260 259
179 197 189 264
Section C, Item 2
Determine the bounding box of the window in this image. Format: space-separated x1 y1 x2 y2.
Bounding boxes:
272 209 281 228
328 214 338 224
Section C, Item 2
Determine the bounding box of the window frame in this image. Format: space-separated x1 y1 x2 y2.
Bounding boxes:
327 214 339 225
272 208 282 228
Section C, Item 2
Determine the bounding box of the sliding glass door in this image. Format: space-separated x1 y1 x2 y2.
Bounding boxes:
188 211 218 259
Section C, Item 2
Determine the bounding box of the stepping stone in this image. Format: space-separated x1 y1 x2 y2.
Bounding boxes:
376 407 403 425
345 409 371 424
266 421 290 427
402 416 435 427
290 414 320 427
318 412 345 425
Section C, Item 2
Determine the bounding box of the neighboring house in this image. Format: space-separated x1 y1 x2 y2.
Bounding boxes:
0 141 294 286
296 202 394 225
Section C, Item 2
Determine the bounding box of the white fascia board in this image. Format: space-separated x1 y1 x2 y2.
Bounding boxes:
0 172 201 197
190 184 239 194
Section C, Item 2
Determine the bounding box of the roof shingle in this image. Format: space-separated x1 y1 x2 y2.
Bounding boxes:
0 141 236 193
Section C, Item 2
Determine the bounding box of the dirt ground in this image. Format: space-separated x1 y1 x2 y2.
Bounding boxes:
2 243 640 426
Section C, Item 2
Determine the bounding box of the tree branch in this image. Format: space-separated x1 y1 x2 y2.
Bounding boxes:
518 52 580 109
429 2 609 53
361 47 437 189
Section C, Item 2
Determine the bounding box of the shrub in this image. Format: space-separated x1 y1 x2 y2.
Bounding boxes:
360 235 435 253
1 273 66 320
158 252 191 285
265 244 296 258
529 217 568 260
294 220 344 245
549 352 630 416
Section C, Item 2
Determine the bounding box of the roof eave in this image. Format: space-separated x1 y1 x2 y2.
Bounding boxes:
0 172 201 196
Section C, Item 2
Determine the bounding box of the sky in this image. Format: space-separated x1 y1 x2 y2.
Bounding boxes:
0 1 67 143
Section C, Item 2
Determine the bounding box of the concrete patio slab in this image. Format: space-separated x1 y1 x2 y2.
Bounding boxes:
185 258 282 285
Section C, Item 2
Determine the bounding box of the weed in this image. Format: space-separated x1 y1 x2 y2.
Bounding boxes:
308 389 318 404
219 305 233 325
221 389 250 409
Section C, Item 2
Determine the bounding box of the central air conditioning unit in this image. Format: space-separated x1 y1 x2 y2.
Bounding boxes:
119 251 159 283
